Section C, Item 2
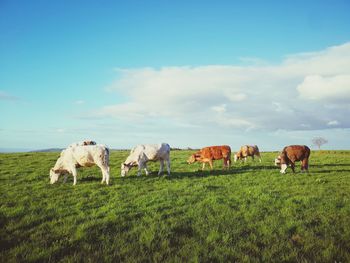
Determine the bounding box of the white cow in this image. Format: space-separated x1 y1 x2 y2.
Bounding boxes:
121 143 171 177
50 144 110 185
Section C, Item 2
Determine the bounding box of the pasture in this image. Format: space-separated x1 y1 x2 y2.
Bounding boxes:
1 150 350 262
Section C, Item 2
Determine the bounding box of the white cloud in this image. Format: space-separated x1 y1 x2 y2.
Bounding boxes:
327 120 340 126
297 75 350 102
211 104 227 113
75 100 85 105
92 42 350 132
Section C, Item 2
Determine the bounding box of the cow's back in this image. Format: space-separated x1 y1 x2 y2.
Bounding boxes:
201 145 231 160
241 145 259 155
283 145 310 161
71 145 107 166
130 143 170 161
249 145 260 155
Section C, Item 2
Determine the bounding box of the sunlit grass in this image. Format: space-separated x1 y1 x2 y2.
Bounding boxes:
1 150 350 262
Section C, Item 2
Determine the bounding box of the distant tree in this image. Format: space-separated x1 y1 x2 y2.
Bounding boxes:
312 137 328 149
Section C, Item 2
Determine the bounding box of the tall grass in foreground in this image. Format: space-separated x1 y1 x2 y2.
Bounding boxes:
1 150 350 262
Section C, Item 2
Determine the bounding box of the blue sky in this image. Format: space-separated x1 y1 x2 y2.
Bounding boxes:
1 0 350 151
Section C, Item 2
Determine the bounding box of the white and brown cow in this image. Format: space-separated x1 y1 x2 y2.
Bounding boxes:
234 145 261 162
187 145 231 170
275 145 310 174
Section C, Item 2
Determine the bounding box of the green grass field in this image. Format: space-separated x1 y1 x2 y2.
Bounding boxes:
1 150 350 262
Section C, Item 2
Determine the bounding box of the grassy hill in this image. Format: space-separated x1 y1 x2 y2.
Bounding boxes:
1 150 350 262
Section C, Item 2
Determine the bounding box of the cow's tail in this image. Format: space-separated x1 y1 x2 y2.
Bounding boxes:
103 146 110 168
255 145 261 158
226 146 232 168
228 151 232 168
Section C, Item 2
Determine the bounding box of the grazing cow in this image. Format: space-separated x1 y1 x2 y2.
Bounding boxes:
187 145 231 170
121 143 171 177
275 145 310 174
234 145 261 162
50 144 110 185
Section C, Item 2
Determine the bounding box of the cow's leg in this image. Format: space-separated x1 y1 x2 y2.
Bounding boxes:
280 164 287 174
144 163 150 176
226 158 230 169
100 166 110 184
166 158 171 176
202 162 206 170
63 174 68 183
244 157 247 162
302 159 309 173
96 162 106 184
101 169 106 184
209 160 213 170
252 155 255 161
71 168 77 185
300 161 304 172
290 162 295 173
158 160 164 176
103 166 110 185
305 159 309 172
137 163 143 176
222 158 226 169
107 166 110 183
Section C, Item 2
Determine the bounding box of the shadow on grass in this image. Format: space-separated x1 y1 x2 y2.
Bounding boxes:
311 169 350 174
312 163 350 167
116 170 231 181
116 164 279 181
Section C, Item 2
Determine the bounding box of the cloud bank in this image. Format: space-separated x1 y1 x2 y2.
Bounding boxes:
95 43 350 132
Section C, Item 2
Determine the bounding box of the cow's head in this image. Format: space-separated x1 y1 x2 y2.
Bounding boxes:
234 151 243 162
274 155 288 174
187 153 201 164
49 168 60 184
121 163 132 177
274 156 281 166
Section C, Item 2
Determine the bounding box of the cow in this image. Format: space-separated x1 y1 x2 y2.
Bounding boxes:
121 143 171 177
187 145 231 170
234 145 261 162
50 144 110 185
275 145 310 174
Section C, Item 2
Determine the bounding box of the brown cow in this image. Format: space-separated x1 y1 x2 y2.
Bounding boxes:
234 145 261 162
275 145 310 174
187 145 231 170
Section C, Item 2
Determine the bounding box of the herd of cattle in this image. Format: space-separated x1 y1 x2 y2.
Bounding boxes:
49 141 311 185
